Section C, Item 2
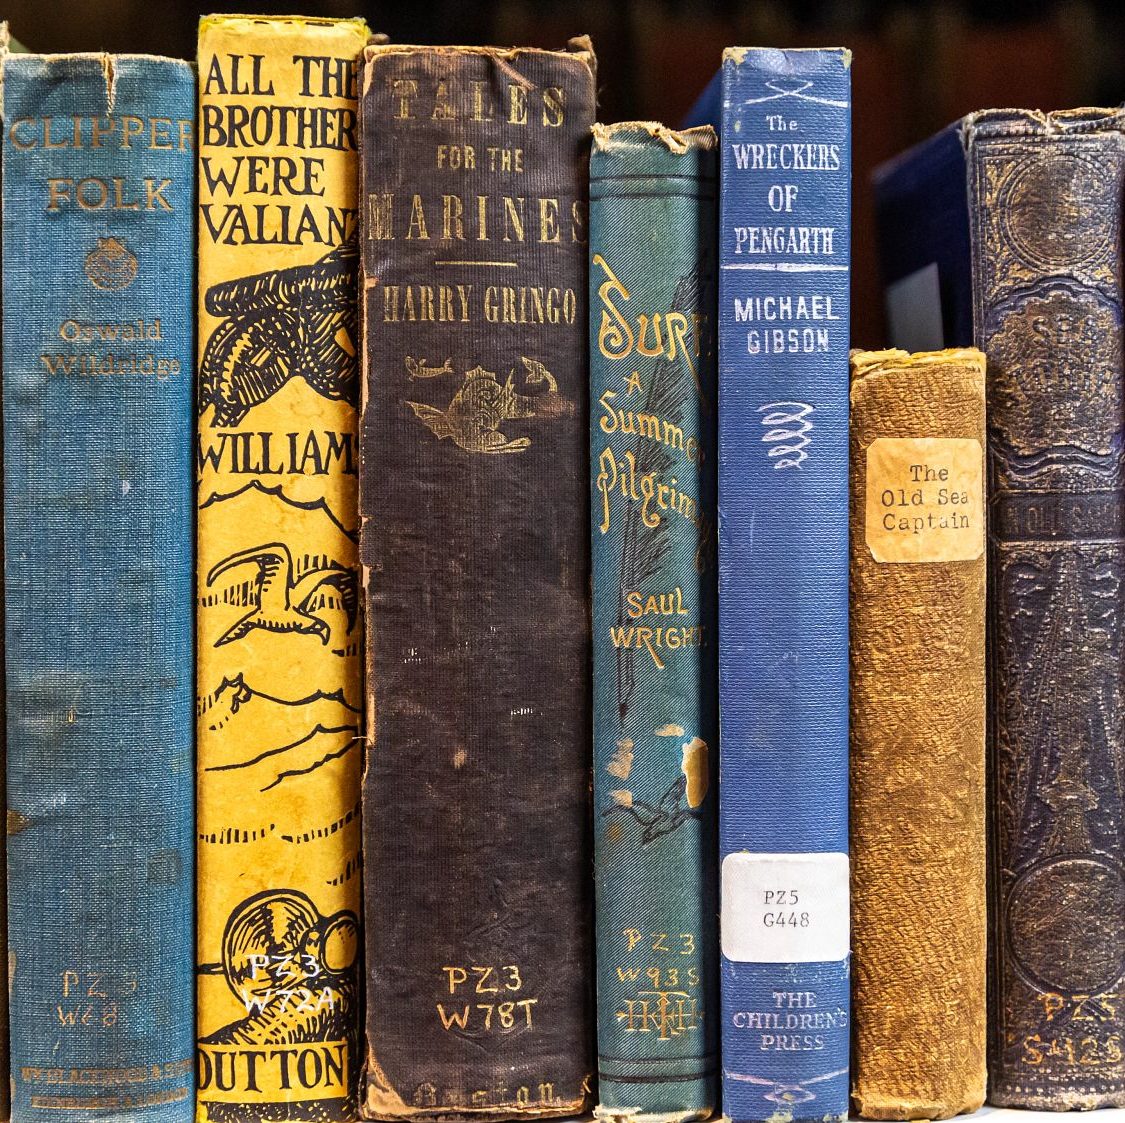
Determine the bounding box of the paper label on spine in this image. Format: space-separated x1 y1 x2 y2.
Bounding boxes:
721 852 849 963
865 437 984 563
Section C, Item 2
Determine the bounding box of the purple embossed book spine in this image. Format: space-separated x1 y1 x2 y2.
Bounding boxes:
876 109 1125 1110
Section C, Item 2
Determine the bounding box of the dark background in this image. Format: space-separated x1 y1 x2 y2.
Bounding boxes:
6 0 1123 346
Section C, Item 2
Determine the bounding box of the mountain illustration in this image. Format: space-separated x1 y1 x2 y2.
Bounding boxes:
198 672 360 732
197 674 362 835
199 480 358 543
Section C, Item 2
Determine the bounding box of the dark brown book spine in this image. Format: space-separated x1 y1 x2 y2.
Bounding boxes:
966 108 1125 1109
358 38 597 1122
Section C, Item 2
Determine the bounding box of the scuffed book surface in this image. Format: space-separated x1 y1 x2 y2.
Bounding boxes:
706 47 852 1123
359 38 596 1121
849 347 987 1120
589 121 719 1122
2 51 195 1121
965 106 1125 1110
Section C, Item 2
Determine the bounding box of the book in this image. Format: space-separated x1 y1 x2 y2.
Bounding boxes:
588 121 719 1123
0 24 20 1123
683 47 852 1123
875 108 1125 1110
358 37 597 1121
194 15 369 1122
1 51 195 1120
848 347 987 1120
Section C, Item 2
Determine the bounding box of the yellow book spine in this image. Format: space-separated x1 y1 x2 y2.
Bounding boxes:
195 15 369 1121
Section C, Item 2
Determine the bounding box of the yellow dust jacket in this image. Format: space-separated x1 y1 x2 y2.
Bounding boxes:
195 15 368 1121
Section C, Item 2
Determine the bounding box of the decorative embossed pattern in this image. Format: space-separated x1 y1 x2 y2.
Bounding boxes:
966 108 1125 1110
359 41 597 1121
849 348 987 1121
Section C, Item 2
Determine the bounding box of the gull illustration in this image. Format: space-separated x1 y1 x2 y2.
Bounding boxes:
206 542 356 647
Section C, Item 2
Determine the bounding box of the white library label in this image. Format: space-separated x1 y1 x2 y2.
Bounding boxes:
721 851 850 963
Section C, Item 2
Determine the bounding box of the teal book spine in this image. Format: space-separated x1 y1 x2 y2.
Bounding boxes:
1 54 195 1122
589 122 719 1122
0 26 14 1123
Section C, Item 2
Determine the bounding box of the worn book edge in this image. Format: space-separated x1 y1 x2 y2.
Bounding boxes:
200 12 370 35
362 35 594 63
723 45 852 68
357 35 596 1122
591 121 716 153
850 346 986 384
360 37 596 98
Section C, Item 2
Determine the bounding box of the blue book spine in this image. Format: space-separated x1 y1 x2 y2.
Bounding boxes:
589 122 719 1123
714 48 852 1123
2 54 195 1122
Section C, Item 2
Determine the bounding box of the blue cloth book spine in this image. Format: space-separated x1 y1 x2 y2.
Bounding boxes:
687 47 852 1123
588 122 719 1123
1 53 195 1122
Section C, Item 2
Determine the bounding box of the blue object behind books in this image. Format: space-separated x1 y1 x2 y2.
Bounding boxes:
686 47 852 1123
872 123 972 351
2 54 195 1121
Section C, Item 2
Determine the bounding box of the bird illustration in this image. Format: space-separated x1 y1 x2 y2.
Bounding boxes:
206 542 357 647
603 774 700 845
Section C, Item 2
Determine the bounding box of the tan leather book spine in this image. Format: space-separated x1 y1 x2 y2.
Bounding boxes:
848 348 987 1120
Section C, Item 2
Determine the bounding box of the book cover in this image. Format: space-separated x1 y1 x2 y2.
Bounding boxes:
875 108 1125 1111
358 38 597 1121
0 23 18 1123
588 121 719 1123
194 15 369 1121
1 52 195 1121
686 47 852 1123
848 347 987 1120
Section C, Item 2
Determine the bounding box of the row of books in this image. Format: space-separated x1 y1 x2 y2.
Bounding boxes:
0 14 1121 1123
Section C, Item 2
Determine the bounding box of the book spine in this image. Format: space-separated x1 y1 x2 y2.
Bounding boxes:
195 16 368 1122
588 122 719 1123
715 47 851 1123
358 40 597 1121
1 53 195 1122
848 348 987 1120
965 108 1125 1109
0 27 11 1123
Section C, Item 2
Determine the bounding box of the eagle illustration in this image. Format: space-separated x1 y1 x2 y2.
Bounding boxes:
206 542 357 647
200 243 358 427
